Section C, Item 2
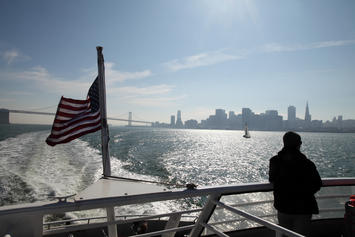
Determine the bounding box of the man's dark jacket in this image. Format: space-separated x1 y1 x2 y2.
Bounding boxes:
269 148 322 214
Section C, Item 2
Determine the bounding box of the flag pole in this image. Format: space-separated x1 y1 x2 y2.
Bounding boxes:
97 46 111 177
97 47 118 237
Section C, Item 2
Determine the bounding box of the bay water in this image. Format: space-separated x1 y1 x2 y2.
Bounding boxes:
1 124 354 223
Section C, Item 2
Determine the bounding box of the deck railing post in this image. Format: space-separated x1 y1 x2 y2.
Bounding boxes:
106 207 118 237
162 213 182 237
189 194 221 237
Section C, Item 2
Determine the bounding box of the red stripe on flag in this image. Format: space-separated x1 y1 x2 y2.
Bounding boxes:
46 126 101 146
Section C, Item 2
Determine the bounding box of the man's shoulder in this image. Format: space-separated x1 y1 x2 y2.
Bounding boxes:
297 153 318 172
270 154 279 163
298 152 314 164
304 156 317 168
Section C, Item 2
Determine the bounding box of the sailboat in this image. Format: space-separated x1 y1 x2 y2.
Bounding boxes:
243 123 251 138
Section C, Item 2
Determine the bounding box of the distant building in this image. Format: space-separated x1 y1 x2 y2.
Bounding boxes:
286 105 296 129
343 119 355 129
265 110 278 116
215 109 228 129
175 110 183 128
311 120 323 129
261 110 283 130
185 119 198 129
204 109 228 129
305 102 311 122
229 111 235 119
288 106 296 121
228 111 242 129
337 115 343 129
242 108 253 126
324 116 355 131
170 115 175 127
0 109 9 124
332 116 337 123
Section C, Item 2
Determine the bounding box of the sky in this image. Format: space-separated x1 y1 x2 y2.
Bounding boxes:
0 0 354 125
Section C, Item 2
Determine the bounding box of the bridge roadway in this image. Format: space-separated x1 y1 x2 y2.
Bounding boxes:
8 109 153 125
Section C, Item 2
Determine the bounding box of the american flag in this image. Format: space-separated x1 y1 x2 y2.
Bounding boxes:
46 77 101 146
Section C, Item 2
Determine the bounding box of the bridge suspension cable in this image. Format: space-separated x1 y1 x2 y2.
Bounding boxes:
6 109 153 125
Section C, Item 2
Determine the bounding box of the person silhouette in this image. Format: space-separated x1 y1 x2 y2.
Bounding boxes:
269 131 322 237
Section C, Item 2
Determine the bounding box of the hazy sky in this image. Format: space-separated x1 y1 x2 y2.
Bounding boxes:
1 0 354 125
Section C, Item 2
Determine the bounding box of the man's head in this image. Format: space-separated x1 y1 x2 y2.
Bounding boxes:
283 131 302 149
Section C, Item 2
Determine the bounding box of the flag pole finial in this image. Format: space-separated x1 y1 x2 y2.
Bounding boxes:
96 46 103 52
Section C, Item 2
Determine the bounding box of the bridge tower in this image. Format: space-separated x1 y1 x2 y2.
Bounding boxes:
128 112 132 126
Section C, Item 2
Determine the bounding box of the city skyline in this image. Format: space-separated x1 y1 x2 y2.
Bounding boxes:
166 102 353 124
2 100 354 126
1 1 355 124
1 101 354 131
159 102 355 131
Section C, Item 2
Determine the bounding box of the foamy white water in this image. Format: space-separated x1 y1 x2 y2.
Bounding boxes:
0 131 103 201
0 130 179 217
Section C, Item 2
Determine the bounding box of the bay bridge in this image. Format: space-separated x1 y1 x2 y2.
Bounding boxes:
0 109 153 126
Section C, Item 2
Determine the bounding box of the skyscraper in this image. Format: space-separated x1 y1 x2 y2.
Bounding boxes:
242 108 252 125
215 109 227 120
170 115 175 127
229 111 236 120
288 106 296 121
175 110 183 128
305 102 311 122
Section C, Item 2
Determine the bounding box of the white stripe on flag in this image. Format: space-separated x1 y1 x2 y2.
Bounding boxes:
58 107 91 115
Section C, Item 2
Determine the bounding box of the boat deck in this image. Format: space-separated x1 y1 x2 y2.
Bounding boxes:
1 178 354 237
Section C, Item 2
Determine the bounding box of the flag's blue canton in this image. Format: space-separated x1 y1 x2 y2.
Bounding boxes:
87 77 100 113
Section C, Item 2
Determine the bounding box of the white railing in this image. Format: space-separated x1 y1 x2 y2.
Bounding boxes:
45 178 355 236
1 178 354 237
43 192 351 232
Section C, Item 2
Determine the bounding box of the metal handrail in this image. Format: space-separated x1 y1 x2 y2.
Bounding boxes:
44 208 202 230
45 221 196 237
210 213 277 226
208 206 347 227
44 180 354 235
43 191 350 230
2 178 354 236
212 200 305 237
